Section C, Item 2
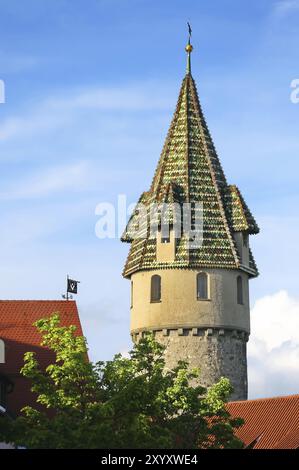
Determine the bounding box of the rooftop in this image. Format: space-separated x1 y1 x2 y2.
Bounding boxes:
227 394 299 449
122 41 259 278
0 300 84 415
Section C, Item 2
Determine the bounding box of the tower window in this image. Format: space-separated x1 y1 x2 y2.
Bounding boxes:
0 339 5 364
197 272 209 300
243 233 249 248
237 276 244 305
160 227 170 243
151 275 161 303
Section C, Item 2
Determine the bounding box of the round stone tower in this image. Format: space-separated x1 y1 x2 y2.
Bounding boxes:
121 38 259 401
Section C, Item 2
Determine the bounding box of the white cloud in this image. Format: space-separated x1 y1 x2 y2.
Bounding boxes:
0 112 70 141
248 290 299 398
274 0 299 16
0 199 92 247
0 53 40 74
250 291 299 350
0 161 91 200
46 84 174 112
0 82 174 142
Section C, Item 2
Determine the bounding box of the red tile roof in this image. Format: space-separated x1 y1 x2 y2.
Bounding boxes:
0 300 84 415
227 394 299 449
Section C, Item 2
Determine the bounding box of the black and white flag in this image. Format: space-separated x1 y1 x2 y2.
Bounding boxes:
67 278 79 294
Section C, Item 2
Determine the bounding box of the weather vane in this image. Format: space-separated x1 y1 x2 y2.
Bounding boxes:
185 22 193 74
187 22 192 41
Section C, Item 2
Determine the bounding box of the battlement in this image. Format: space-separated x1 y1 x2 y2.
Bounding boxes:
132 327 249 342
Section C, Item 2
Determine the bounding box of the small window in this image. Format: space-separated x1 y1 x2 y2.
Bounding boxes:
237 276 243 305
0 339 5 364
151 275 161 302
243 233 249 248
161 229 170 244
197 272 209 300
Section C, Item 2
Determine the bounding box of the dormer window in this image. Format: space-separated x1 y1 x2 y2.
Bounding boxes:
156 229 175 262
243 233 249 248
197 272 209 300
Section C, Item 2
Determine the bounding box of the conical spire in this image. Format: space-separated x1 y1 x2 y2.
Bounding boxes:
122 36 259 278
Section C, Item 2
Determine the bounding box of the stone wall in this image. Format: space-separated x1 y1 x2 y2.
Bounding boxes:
133 327 248 401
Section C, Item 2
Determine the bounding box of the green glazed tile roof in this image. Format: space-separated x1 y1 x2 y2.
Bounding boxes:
122 72 259 278
225 185 259 234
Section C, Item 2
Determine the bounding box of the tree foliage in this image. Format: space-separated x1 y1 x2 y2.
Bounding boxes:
0 314 244 449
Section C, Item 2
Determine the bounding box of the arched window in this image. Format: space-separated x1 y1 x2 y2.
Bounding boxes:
237 276 243 305
0 339 5 364
151 275 161 303
197 272 208 300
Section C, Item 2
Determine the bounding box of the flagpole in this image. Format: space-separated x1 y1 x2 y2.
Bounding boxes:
66 275 69 301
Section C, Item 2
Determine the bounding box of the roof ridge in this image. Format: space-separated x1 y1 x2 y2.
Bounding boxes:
0 300 77 303
150 76 188 197
229 394 299 404
188 75 240 267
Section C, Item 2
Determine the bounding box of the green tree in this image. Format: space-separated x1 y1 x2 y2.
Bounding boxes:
0 314 243 449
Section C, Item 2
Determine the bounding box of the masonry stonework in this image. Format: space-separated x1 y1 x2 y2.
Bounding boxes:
148 329 248 401
132 327 248 400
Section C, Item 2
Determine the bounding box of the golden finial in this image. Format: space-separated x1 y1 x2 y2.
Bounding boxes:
185 43 193 53
186 22 193 74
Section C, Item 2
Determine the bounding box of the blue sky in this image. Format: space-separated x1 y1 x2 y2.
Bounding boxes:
0 0 299 398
